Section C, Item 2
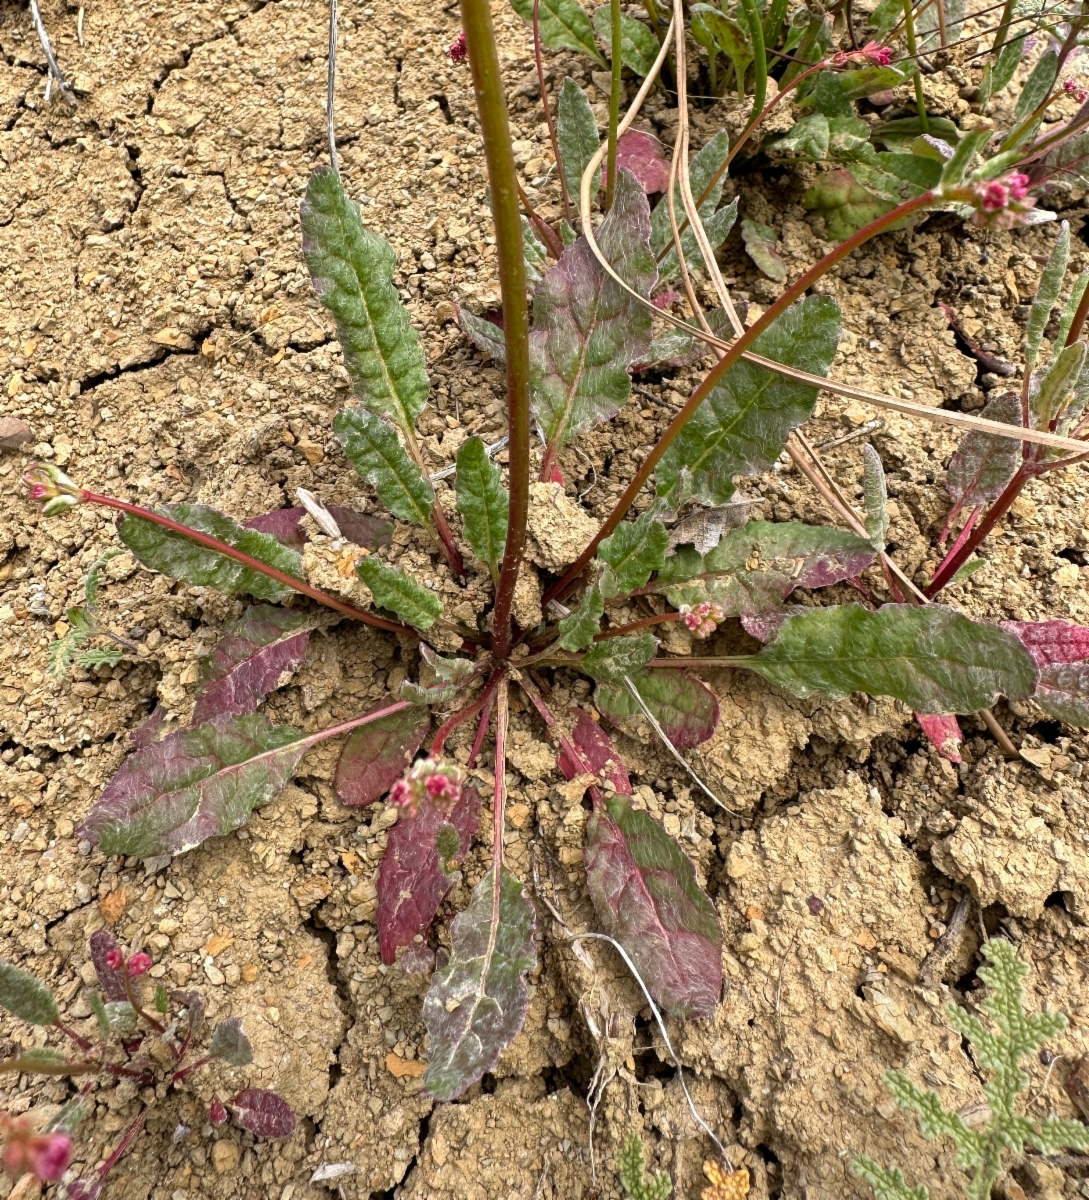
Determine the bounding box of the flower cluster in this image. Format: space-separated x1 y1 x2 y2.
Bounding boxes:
831 41 893 68
448 31 467 64
1 1114 71 1184
389 757 464 815
967 172 1034 230
1064 77 1088 103
680 602 726 639
105 948 152 976
22 463 83 517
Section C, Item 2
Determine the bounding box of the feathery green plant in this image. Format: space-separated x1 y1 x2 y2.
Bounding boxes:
617 1133 672 1200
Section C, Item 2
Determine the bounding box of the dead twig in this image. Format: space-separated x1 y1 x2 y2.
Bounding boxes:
29 0 76 107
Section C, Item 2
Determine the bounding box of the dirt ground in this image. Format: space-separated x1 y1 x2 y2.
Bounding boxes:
1 0 1089 1198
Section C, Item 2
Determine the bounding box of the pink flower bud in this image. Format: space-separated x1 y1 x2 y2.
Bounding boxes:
126 952 152 976
1 1116 71 1184
448 31 467 63
28 1134 70 1183
953 172 1036 231
387 758 464 816
831 41 893 67
105 948 124 970
21 463 83 516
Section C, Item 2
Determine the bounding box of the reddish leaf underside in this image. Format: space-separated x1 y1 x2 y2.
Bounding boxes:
191 605 314 726
1002 620 1089 666
557 707 632 795
616 128 671 194
585 795 722 1019
244 506 393 551
334 706 430 808
915 713 963 762
229 1089 296 1139
595 668 720 748
377 785 481 965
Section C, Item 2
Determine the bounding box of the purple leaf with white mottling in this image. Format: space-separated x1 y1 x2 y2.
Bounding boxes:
245 506 392 551
131 705 168 750
89 930 128 1001
557 707 632 795
915 713 963 762
191 605 314 727
945 391 1021 511
595 668 719 747
616 129 671 194
244 508 309 550
377 785 481 965
230 1089 296 1139
585 794 722 1019
334 705 430 808
740 605 809 643
1002 619 1089 665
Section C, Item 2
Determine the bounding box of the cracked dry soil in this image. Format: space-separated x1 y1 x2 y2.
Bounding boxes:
2 0 1089 1197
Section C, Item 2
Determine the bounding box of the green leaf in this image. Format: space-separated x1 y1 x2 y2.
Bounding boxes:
0 963 59 1025
656 520 876 614
1034 662 1089 727
357 557 442 630
1013 50 1057 127
586 795 722 1018
650 131 735 280
862 444 888 551
209 1016 254 1065
89 990 110 1039
1055 271 1089 350
456 436 509 579
772 113 830 160
741 217 786 282
690 5 752 96
49 605 97 680
945 390 1022 511
78 647 124 669
1030 1115 1089 1154
594 667 719 747
333 406 435 527
598 511 669 593
803 168 894 240
807 66 905 118
402 644 476 704
940 129 991 186
557 568 613 651
984 32 1026 104
617 1133 673 1200
78 712 307 857
523 216 548 289
509 0 605 63
884 1070 983 1168
532 169 657 454
154 983 169 1013
581 632 657 683
1025 221 1069 376
103 1000 138 1035
84 548 122 609
458 305 507 362
656 296 841 504
422 867 537 1101
592 7 658 74
557 78 601 205
45 1097 84 1134
871 116 961 152
9 1047 72 1072
118 504 303 603
749 603 1038 713
948 558 986 586
852 1156 930 1200
302 168 429 437
1034 341 1085 428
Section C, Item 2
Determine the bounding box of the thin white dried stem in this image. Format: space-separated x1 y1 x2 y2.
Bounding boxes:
29 0 75 107
326 0 339 172
622 675 738 814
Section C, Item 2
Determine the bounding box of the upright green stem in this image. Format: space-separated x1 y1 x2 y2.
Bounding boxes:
738 0 767 124
606 0 623 210
543 189 938 606
460 0 531 661
990 0 1015 52
902 0 930 134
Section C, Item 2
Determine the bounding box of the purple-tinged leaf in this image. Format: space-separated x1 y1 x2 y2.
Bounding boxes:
945 391 1022 510
915 713 963 762
740 606 809 644
78 713 306 857
191 605 314 727
557 707 632 795
118 503 304 603
210 1098 228 1126
615 129 671 194
244 508 309 550
657 520 876 616
750 603 1038 714
656 297 841 505
652 290 682 309
595 668 719 748
741 217 787 283
131 705 168 751
531 169 657 456
171 990 205 1036
377 785 481 965
89 930 128 1001
585 794 722 1019
244 506 392 552
334 705 430 808
1034 663 1089 727
422 868 537 1101
230 1089 296 1139
457 304 507 363
1002 619 1089 666
209 1017 254 1066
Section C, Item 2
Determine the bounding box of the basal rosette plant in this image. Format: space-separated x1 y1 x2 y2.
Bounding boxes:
20 0 1089 1110
0 930 293 1198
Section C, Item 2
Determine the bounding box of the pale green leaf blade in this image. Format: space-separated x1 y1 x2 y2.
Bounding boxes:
422 867 537 1101
1031 1116 1089 1155
851 1156 930 1200
302 167 429 435
1033 341 1085 428
656 296 841 504
531 169 657 452
557 78 601 206
458 305 507 363
651 131 735 280
581 632 657 683
862 444 889 551
558 572 608 651
118 504 303 603
749 603 1038 713
939 129 990 186
741 217 787 282
592 7 658 74
509 0 605 63
78 713 306 857
333 406 435 527
1012 50 1057 126
456 436 509 577
598 511 669 593
1025 221 1069 374
594 667 719 746
1034 662 1089 727
523 216 548 288
0 963 59 1025
1056 271 1089 349
945 390 1021 510
357 557 442 630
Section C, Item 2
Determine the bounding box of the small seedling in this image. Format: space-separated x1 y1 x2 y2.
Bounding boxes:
0 930 294 1196
853 939 1089 1200
617 1132 671 1200
47 550 137 680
